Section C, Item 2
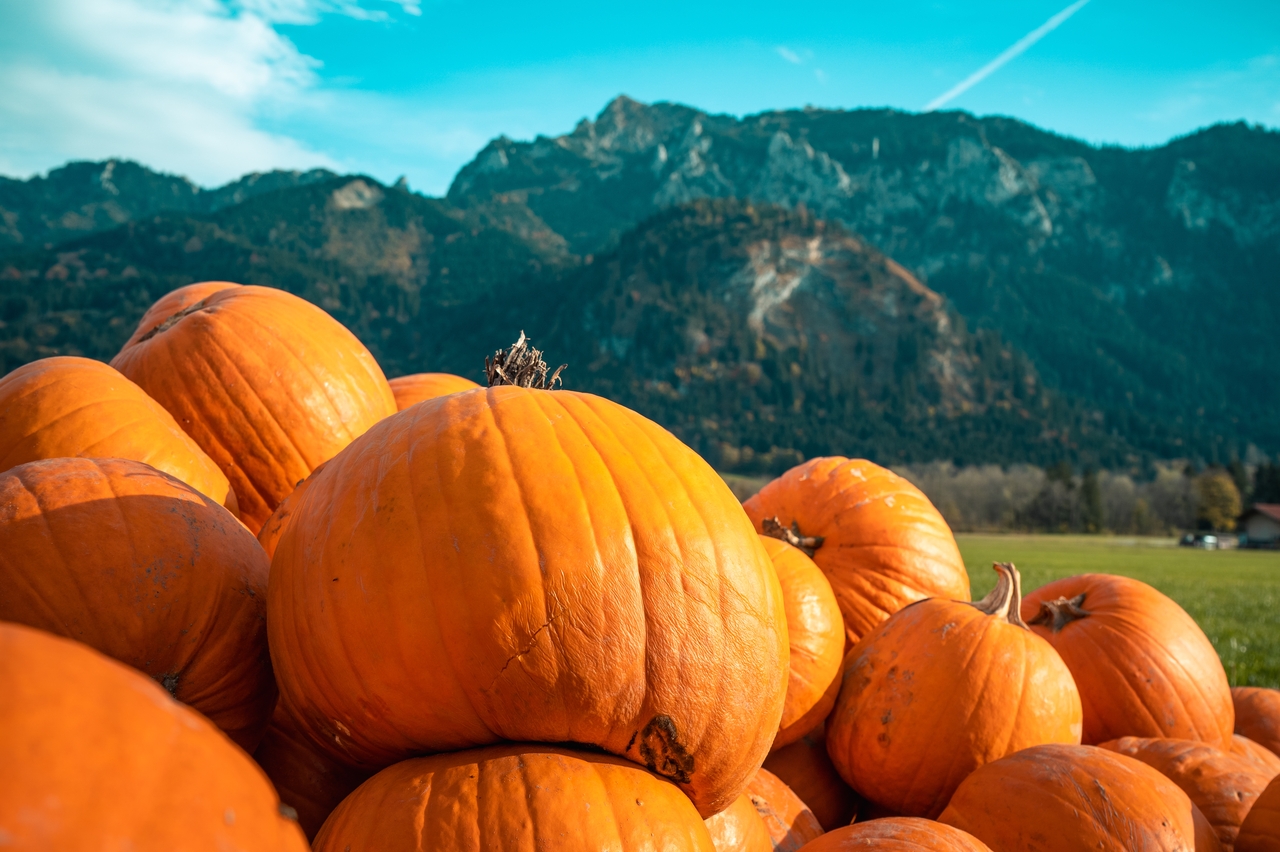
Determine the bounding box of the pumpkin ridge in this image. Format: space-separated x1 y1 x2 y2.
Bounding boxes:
1069 620 1169 738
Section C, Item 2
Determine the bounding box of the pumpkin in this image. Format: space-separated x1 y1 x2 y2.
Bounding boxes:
794 819 992 851
0 355 234 511
1237 776 1280 852
826 562 1082 818
745 768 825 852
268 336 789 816
759 535 844 750
111 283 397 532
312 744 716 852
1233 735 1280 776
122 280 240 349
0 457 274 751
257 459 328 562
706 792 775 852
1234 689 1280 759
939 743 1206 852
388 372 481 409
743 457 969 645
252 694 371 841
763 728 858 831
1022 573 1234 748
1100 736 1273 850
0 621 308 851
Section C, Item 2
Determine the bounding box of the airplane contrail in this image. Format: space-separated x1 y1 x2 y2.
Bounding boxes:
924 0 1092 112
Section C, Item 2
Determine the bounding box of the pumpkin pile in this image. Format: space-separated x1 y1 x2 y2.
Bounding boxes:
1 281 1279 852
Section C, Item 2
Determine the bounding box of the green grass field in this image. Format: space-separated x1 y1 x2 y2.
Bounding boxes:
958 535 1280 688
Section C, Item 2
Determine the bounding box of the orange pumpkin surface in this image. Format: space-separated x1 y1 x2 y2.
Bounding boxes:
743 457 969 645
745 769 825 852
1235 689 1280 759
313 745 717 852
1233 735 1280 776
1237 775 1280 852
256 459 328 561
0 622 307 852
939 743 1204 852
388 372 481 409
1101 736 1273 850
268 384 789 816
760 535 844 750
764 728 859 831
706 792 774 852
0 355 233 510
0 457 274 751
826 563 1082 818
1022 574 1234 749
796 819 992 851
121 280 240 349
111 283 397 532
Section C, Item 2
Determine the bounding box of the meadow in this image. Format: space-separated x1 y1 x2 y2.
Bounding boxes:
960 534 1280 688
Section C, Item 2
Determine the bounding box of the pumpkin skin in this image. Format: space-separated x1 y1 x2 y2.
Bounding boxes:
826 563 1082 818
1233 735 1280 776
743 457 969 645
760 535 845 750
0 355 233 510
1022 574 1234 749
388 372 481 409
312 744 717 852
706 792 775 852
268 386 789 816
121 280 240 349
1237 776 1280 852
745 769 825 852
1100 737 1273 850
1234 689 1280 759
795 819 992 852
763 728 858 831
0 457 274 751
111 284 397 533
0 621 308 852
939 743 1203 852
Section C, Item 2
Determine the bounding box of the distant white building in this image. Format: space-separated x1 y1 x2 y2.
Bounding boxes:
1240 504 1280 548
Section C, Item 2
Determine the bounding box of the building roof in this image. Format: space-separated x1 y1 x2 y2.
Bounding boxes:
1243 503 1280 523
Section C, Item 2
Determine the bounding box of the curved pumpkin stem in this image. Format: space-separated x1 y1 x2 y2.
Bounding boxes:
968 562 1028 629
761 516 825 558
1027 593 1090 633
486 332 566 389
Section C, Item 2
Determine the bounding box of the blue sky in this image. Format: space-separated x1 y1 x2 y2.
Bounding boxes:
1 0 1277 193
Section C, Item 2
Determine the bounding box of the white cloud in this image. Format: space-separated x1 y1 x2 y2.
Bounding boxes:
776 46 802 65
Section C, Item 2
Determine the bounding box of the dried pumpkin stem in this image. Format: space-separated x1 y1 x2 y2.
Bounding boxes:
1027 593 1089 633
485 331 566 389
968 562 1028 629
761 516 825 558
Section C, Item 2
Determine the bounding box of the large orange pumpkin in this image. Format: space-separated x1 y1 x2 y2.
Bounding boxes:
1233 735 1280 776
268 341 789 816
743 457 969 645
1022 574 1234 748
0 457 274 751
111 284 397 532
795 819 991 851
0 622 307 851
388 372 481 409
939 743 1205 851
1237 776 1280 852
760 535 844 750
706 792 774 852
826 562 1082 818
1235 689 1280 759
1101 736 1273 850
745 769 825 852
0 355 233 510
312 745 717 852
763 728 858 831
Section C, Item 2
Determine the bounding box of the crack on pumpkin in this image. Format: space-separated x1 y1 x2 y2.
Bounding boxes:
633 714 695 784
966 562 1029 629
1028 593 1090 633
489 606 564 690
761 517 824 557
136 297 214 343
485 331 566 389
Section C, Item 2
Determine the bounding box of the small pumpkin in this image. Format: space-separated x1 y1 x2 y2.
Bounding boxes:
388 372 481 409
939 743 1206 852
1022 574 1234 748
1233 735 1280 777
0 622 307 851
743 457 969 645
706 792 774 852
1234 689 1280 760
0 457 274 751
759 535 844 750
745 769 825 852
1237 775 1280 852
1100 736 1273 850
0 355 233 511
794 819 991 851
763 728 858 831
112 283 398 533
826 562 1082 818
312 745 716 852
